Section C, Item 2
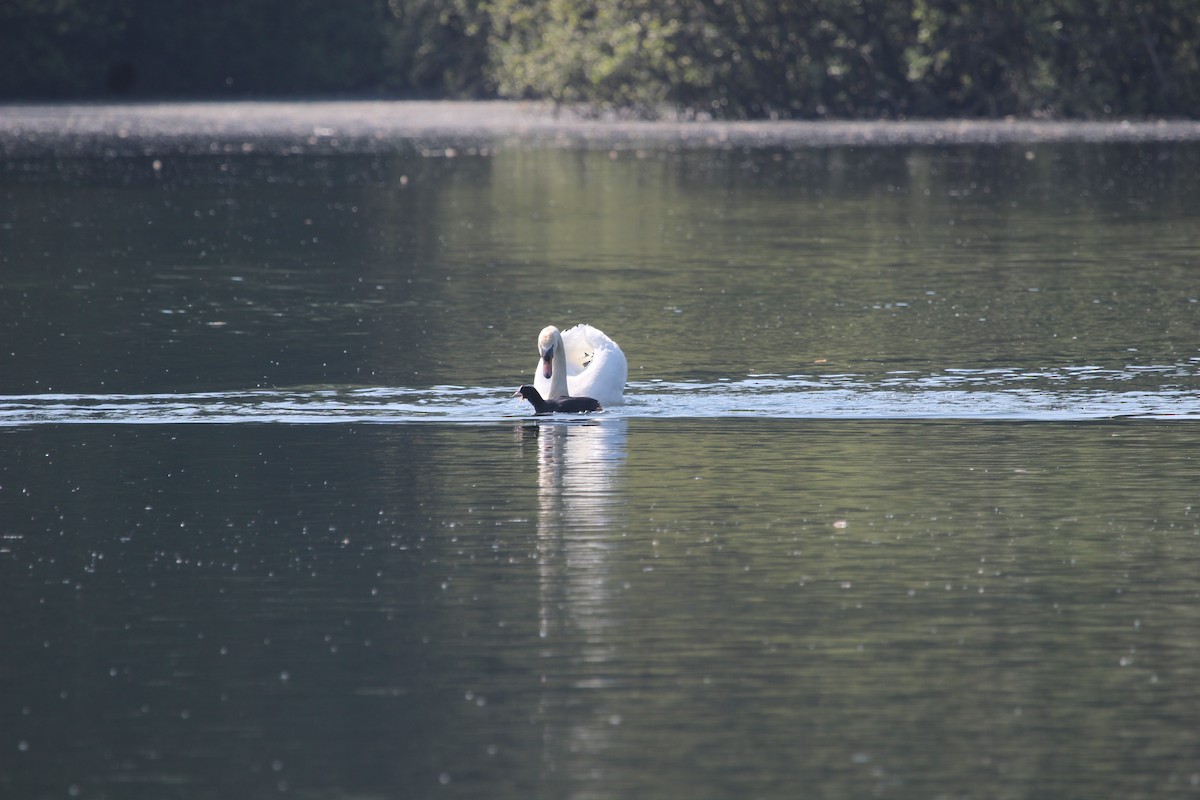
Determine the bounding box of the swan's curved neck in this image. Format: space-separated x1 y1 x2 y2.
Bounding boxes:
548 332 570 398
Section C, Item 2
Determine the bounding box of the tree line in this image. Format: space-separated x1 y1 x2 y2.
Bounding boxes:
3 0 1198 119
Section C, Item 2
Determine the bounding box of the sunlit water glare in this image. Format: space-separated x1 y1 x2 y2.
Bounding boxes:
4 363 1198 425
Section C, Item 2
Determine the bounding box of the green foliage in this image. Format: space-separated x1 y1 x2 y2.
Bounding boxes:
1038 0 1200 116
382 0 493 96
901 0 1200 116
488 0 1200 118
2 0 1199 117
488 0 694 110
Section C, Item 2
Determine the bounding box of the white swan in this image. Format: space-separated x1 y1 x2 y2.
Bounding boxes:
534 324 627 406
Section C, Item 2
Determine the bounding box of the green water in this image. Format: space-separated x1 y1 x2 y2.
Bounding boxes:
2 136 1199 799
3 143 1198 394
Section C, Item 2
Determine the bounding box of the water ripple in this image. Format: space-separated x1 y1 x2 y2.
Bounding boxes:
2 368 1197 425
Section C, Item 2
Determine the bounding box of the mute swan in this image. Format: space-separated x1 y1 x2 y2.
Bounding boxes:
534 324 627 406
514 385 602 414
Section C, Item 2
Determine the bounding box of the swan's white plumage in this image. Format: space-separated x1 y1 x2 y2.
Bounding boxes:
534 324 627 406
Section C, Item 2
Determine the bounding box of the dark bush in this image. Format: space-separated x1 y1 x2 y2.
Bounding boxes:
2 0 1198 117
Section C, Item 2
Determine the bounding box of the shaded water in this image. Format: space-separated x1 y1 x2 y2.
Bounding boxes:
4 420 1200 799
2 124 1200 798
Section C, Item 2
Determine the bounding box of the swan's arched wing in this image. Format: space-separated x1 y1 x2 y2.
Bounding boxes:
569 348 626 405
563 324 627 406
560 325 594 375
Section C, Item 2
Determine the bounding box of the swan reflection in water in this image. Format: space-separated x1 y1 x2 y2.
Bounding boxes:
514 418 628 784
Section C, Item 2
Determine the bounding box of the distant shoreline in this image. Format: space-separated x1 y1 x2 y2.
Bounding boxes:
4 101 1200 156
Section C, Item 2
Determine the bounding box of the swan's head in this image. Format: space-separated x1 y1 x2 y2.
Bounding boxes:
538 326 562 379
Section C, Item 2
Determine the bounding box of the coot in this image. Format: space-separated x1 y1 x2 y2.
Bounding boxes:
514 385 602 414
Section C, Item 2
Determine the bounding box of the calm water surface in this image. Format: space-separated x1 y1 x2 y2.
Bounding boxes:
2 126 1200 798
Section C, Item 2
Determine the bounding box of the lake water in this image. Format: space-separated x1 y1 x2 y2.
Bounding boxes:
2 109 1200 799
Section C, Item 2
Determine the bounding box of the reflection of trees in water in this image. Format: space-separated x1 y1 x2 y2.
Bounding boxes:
515 419 628 788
